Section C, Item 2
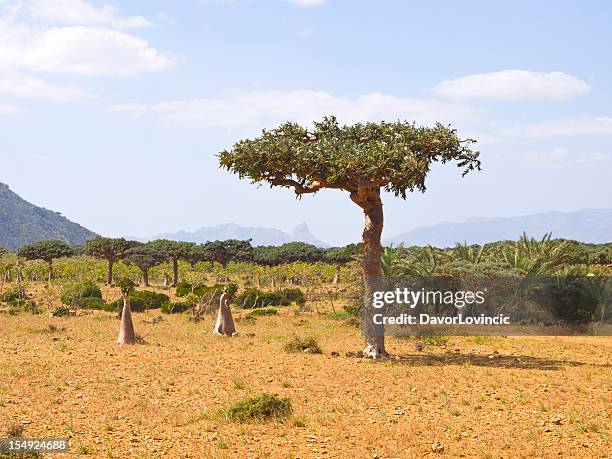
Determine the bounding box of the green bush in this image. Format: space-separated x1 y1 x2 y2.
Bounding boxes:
60 281 102 308
281 288 305 304
283 336 322 354
225 393 292 422
109 290 170 312
246 308 278 317
79 297 106 310
0 285 27 302
235 288 301 308
176 282 228 304
6 299 40 314
161 302 191 314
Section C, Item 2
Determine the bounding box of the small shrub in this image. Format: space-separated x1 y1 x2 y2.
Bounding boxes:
235 288 290 308
0 285 27 302
79 297 106 310
284 336 322 354
422 334 449 347
161 302 191 314
225 393 292 422
109 290 169 312
247 308 278 317
343 302 361 316
5 422 24 437
51 305 70 317
7 299 40 314
60 281 102 308
281 288 305 304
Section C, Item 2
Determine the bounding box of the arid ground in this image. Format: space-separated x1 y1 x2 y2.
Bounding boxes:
0 304 610 458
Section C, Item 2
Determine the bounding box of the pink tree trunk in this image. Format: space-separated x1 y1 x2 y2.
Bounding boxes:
117 296 136 345
213 293 237 336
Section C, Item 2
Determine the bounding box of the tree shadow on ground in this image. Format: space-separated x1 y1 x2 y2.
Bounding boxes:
373 352 610 370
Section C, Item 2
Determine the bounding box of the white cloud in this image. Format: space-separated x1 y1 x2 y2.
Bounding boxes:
0 2 172 77
0 73 92 101
29 0 152 29
21 26 172 76
430 70 590 101
109 89 480 130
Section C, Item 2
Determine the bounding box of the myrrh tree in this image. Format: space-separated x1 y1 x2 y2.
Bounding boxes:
219 116 480 358
85 237 137 285
122 245 166 287
17 239 74 281
148 240 194 287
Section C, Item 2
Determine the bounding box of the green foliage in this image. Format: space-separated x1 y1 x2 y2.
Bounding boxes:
175 282 227 303
219 116 480 199
17 239 74 264
246 308 278 317
161 302 191 314
498 233 572 275
421 334 450 347
116 278 136 297
0 285 27 302
123 245 167 272
109 290 169 312
60 280 102 307
234 288 303 308
203 239 254 267
283 336 323 354
85 237 135 261
225 393 292 422
5 299 39 314
79 297 106 310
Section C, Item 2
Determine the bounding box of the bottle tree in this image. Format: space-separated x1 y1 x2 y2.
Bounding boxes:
116 278 137 345
17 240 74 282
219 116 480 358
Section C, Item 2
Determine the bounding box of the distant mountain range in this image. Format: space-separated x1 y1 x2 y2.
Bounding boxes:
2 180 610 251
0 182 97 251
139 222 330 247
383 209 612 247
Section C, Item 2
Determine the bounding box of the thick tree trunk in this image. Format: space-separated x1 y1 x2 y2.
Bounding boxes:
213 293 237 336
117 296 136 345
352 187 387 359
172 258 179 287
141 269 149 287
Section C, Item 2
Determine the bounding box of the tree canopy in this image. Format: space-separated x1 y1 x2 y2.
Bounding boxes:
122 245 166 286
17 240 74 264
219 116 480 200
85 237 137 284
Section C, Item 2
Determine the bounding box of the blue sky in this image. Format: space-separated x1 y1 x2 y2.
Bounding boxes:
1 0 611 245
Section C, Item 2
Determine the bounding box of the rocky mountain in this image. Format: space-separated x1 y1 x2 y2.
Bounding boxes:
0 182 97 251
146 222 329 247
384 209 612 247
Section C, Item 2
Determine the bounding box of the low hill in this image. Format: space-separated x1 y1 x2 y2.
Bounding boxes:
0 182 97 251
